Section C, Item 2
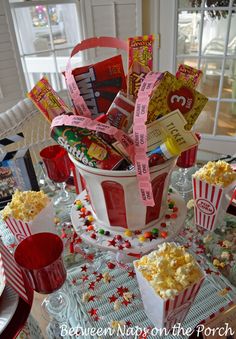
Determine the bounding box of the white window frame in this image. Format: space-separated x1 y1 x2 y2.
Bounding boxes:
5 0 83 96
151 0 236 156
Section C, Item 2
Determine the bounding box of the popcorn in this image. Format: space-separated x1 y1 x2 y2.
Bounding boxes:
134 242 202 299
110 320 125 329
123 292 133 302
193 161 236 187
2 190 49 222
82 292 91 303
187 199 195 209
103 272 112 283
114 300 122 311
221 251 230 260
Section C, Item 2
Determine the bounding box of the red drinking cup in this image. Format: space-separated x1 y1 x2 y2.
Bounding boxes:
14 232 66 294
177 133 201 168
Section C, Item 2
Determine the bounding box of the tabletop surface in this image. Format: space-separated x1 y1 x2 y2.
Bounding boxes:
0 151 236 338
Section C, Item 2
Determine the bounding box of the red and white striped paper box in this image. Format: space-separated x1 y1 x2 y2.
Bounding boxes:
4 200 57 243
134 263 205 330
0 241 29 303
192 177 235 231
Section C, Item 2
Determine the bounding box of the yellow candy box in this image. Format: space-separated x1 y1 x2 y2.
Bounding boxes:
147 71 208 130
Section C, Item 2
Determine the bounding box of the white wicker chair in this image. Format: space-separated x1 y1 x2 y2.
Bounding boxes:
0 98 55 164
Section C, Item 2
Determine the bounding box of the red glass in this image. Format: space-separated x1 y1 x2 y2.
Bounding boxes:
14 233 66 294
40 145 71 183
177 133 201 168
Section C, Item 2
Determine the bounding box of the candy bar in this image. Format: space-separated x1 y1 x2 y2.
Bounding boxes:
28 77 71 122
71 55 126 118
147 71 208 130
51 125 124 170
176 64 202 89
107 91 135 132
127 35 154 98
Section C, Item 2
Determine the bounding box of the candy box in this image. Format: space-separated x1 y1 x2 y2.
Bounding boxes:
28 77 72 122
4 199 56 243
107 91 135 132
0 148 39 210
192 177 236 231
134 248 205 330
147 71 208 130
127 34 154 98
70 55 126 118
51 125 125 170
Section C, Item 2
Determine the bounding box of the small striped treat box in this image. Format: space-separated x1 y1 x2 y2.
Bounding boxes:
192 177 235 231
4 200 56 243
134 261 205 331
0 240 30 303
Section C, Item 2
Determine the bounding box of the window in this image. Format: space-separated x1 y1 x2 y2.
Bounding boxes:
158 0 236 154
9 0 82 93
8 0 142 97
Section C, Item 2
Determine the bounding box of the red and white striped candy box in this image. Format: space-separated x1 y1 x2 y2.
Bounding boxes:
4 200 57 243
192 177 235 231
134 259 205 330
70 155 176 230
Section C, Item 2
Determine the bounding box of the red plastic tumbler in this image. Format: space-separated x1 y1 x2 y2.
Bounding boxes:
14 232 66 294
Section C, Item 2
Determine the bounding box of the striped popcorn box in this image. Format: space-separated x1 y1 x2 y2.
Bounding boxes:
0 240 30 303
134 263 205 330
192 177 235 231
4 200 57 243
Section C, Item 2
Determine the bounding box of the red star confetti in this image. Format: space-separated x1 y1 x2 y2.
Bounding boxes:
81 275 89 282
205 268 214 275
126 321 132 327
118 244 124 250
81 265 88 272
96 273 103 282
75 236 82 244
109 294 118 303
108 239 117 247
122 299 131 306
71 278 77 285
88 308 98 317
94 315 100 322
88 295 96 302
128 270 136 278
92 271 98 275
87 254 94 261
117 286 129 296
196 250 204 255
88 282 96 290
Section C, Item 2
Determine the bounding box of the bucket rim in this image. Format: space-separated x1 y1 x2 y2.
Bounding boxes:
69 154 177 177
